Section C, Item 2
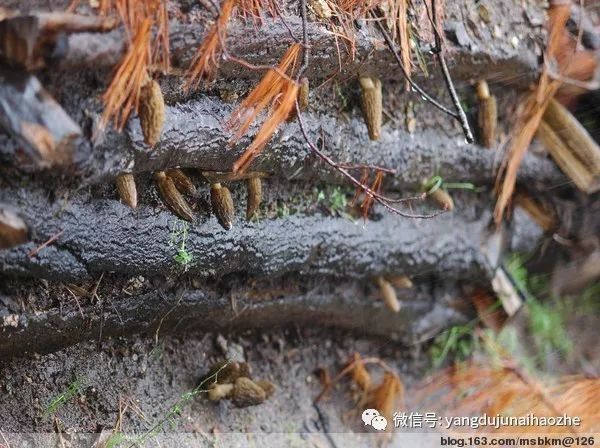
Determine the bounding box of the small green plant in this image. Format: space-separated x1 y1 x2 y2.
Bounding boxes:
314 186 353 219
504 253 533 299
105 432 126 448
276 201 290 218
334 83 350 111
429 322 479 369
528 298 572 358
423 175 483 194
580 282 600 313
129 362 231 446
43 377 85 416
460 99 470 113
504 253 572 364
328 187 348 214
169 220 193 269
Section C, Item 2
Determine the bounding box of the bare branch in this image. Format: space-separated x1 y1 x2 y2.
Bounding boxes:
428 0 474 143
296 102 444 220
370 10 458 119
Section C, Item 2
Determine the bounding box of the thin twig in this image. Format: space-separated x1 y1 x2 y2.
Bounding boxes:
0 431 11 448
216 22 297 83
97 300 104 351
428 0 474 143
200 0 220 15
296 103 442 219
337 163 396 174
90 272 105 302
277 11 300 43
546 63 600 90
154 292 183 345
28 229 65 257
296 0 310 80
64 286 85 319
370 10 458 119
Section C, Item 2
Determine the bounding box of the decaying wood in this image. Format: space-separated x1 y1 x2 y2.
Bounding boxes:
201 171 269 183
492 1 569 224
0 183 506 282
359 76 382 141
0 67 81 167
536 121 600 193
0 204 27 249
0 11 118 70
543 99 600 177
0 275 466 357
514 192 555 232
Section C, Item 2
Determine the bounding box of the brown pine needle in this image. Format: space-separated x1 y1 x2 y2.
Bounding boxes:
237 0 278 23
351 169 370 206
233 80 299 173
350 353 371 392
389 0 411 87
100 17 152 132
227 44 301 136
153 0 170 74
185 0 236 91
493 3 569 224
226 43 302 173
493 83 560 224
321 0 413 66
368 371 404 423
360 170 384 219
99 0 170 133
470 289 505 333
414 361 600 434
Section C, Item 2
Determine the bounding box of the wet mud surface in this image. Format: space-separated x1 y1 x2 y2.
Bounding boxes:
0 327 426 443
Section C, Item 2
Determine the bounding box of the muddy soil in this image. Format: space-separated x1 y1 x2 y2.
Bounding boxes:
0 327 426 446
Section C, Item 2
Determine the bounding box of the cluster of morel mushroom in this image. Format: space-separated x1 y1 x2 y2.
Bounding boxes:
204 360 275 408
116 169 265 230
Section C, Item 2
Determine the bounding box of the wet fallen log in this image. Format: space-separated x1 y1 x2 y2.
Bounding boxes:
0 11 118 70
0 0 552 185
58 1 542 87
95 96 564 190
0 184 498 282
0 91 567 192
0 67 81 167
0 277 466 358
